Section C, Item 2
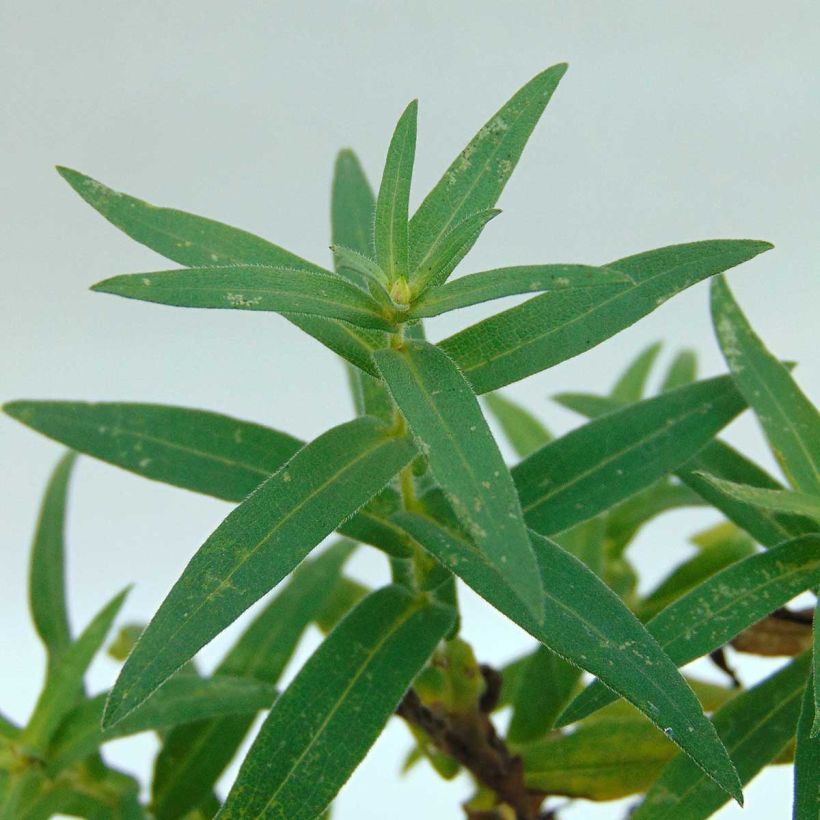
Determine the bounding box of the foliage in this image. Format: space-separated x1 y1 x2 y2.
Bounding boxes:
2 64 817 819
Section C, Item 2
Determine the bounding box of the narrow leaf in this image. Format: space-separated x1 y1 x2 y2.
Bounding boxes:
331 150 376 273
633 653 810 819
483 392 551 458
374 339 544 621
610 341 662 402
696 473 820 522
103 417 416 727
217 585 455 819
441 240 772 393
29 452 76 665
410 263 631 318
20 589 129 755
375 101 417 282
558 535 820 725
513 375 747 535
712 275 820 494
661 349 698 392
794 671 820 818
395 511 742 802
408 64 567 273
151 541 355 820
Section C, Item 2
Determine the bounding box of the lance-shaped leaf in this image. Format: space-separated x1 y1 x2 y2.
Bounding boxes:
408 64 567 274
394 511 742 802
513 375 747 535
91 266 394 331
507 645 581 744
20 589 128 756
410 264 631 319
815 608 820 738
411 209 500 292
375 101 417 282
633 652 810 819
794 672 820 818
441 240 772 393
712 275 820 494
151 541 355 820
661 349 698 392
217 585 455 820
519 717 676 800
374 339 544 621
610 341 662 402
29 452 76 666
57 166 385 375
4 401 413 557
48 675 277 772
331 150 376 277
483 392 551 458
696 473 820 523
103 417 417 728
558 535 820 725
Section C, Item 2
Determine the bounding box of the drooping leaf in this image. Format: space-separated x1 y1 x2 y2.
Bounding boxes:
410 263 631 318
331 150 376 274
375 101 417 282
483 392 551 458
661 349 698 392
610 341 662 402
794 671 820 818
20 589 129 756
217 585 455 819
91 267 394 331
47 675 277 772
712 275 820 494
558 535 820 725
57 166 384 375
103 417 417 728
408 64 567 274
441 240 772 393
151 541 355 820
394 510 742 802
513 375 748 535
3 401 413 557
29 452 77 666
375 339 544 621
507 645 581 744
695 473 820 523
633 652 810 819
519 717 675 800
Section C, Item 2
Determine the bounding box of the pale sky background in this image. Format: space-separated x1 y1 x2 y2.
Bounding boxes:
2 2 818 818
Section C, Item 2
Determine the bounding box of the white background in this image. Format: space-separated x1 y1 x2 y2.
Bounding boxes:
2 2 818 817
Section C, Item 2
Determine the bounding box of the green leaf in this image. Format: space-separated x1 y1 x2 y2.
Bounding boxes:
91 266 394 331
712 276 820 494
29 452 76 666
408 64 567 274
103 416 417 728
20 589 129 756
411 209 500 292
151 541 355 820
514 375 748 535
331 150 376 273
519 717 675 800
507 645 581 744
217 585 455 819
47 675 277 772
794 671 820 818
57 166 384 376
814 608 820 737
696 473 820 523
558 535 820 725
633 652 810 819
410 264 631 319
441 240 772 393
374 339 544 621
483 392 551 458
375 101 417 282
661 349 698 392
331 245 389 290
394 511 742 802
552 391 619 418
610 341 662 402
3 401 413 557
